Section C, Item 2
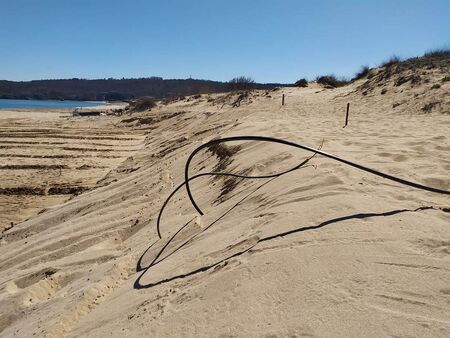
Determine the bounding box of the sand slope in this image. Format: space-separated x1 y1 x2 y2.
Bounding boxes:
0 68 449 337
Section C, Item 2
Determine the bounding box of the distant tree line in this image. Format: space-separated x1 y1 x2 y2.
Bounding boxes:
0 77 288 101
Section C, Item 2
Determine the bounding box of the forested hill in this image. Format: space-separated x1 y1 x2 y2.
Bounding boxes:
0 77 286 101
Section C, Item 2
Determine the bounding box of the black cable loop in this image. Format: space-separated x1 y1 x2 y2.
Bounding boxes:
184 136 450 216
156 142 322 238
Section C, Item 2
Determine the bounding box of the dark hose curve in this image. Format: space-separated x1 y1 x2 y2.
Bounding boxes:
156 146 321 238
184 136 450 215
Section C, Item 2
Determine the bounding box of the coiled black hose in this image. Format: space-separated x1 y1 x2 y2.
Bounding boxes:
184 136 450 216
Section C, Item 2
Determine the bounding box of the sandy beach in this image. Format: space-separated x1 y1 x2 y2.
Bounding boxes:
0 66 449 337
0 103 138 232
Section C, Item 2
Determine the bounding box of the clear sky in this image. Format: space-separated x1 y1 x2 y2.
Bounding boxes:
1 0 449 83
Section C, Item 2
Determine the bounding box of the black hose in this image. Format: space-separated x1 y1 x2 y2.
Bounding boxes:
156 143 322 238
184 136 450 215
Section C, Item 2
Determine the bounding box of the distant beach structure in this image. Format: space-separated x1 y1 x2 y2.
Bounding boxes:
72 107 102 117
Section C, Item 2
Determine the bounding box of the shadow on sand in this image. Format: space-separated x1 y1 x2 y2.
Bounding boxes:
135 183 438 289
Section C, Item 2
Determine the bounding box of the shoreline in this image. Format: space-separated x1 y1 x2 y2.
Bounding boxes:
0 100 128 112
0 102 127 113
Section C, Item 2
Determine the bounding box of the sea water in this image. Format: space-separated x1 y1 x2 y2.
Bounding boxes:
0 99 106 109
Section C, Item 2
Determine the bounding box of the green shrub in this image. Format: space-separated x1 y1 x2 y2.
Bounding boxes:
130 97 156 111
380 55 401 68
423 48 450 58
316 75 349 88
228 76 255 91
352 66 370 81
294 78 308 87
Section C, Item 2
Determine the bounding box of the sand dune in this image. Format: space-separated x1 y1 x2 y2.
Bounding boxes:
0 65 449 337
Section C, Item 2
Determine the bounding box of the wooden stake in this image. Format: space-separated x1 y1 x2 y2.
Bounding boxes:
282 94 285 106
344 102 350 127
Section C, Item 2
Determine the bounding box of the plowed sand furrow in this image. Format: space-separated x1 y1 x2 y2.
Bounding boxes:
0 154 124 159
0 140 142 147
0 133 139 140
0 145 137 152
0 112 145 238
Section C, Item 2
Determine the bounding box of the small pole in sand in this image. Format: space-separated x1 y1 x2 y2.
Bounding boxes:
282 94 285 106
344 102 350 127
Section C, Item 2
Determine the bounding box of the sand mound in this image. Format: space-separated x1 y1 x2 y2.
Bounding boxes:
351 51 450 115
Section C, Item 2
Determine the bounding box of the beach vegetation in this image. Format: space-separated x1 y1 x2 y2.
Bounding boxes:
316 74 349 88
423 48 450 58
129 97 157 111
294 78 308 87
380 55 401 68
228 77 255 91
352 66 370 81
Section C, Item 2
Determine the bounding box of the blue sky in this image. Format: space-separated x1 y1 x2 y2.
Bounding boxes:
1 0 449 83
